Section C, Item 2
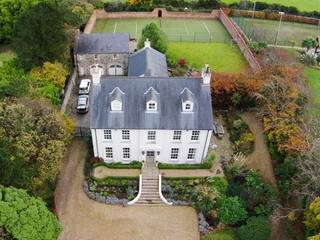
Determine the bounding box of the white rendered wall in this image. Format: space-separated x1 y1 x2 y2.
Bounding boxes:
92 129 213 164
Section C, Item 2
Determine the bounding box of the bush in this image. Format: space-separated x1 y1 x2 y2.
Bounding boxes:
138 23 168 53
158 154 215 169
93 160 142 169
218 196 248 225
237 216 271 240
250 41 268 54
302 38 317 50
230 117 254 155
201 229 237 240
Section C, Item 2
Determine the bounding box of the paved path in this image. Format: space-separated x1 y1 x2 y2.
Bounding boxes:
55 139 200 240
93 166 140 178
241 112 278 188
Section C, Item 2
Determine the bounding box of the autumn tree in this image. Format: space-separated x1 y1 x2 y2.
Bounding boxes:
0 186 61 240
304 197 320 238
0 98 74 203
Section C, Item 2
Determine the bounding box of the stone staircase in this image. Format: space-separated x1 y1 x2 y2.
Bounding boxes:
135 177 163 205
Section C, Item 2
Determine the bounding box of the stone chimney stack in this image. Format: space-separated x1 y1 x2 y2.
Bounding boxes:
201 64 211 85
144 38 151 48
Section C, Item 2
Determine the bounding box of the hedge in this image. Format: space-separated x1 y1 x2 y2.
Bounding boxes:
93 160 142 169
158 154 215 169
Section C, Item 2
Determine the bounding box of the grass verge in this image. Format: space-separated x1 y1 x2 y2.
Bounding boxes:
93 160 142 169
158 154 215 169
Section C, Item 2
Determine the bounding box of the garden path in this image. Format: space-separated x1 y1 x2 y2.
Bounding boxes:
55 139 200 240
93 166 140 178
241 112 277 188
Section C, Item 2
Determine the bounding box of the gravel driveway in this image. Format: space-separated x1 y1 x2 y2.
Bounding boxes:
55 139 200 240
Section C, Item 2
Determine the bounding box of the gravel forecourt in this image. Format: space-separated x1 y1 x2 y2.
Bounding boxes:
55 139 200 240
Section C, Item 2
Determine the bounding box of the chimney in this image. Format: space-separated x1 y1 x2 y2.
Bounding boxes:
201 64 211 85
144 38 151 48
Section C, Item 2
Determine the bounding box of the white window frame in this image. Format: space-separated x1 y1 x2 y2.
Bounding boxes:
104 129 112 140
173 130 182 141
122 130 130 141
123 147 130 160
147 131 156 141
105 147 113 159
111 100 122 111
182 101 193 112
187 148 196 160
191 130 200 141
146 101 157 111
170 148 179 160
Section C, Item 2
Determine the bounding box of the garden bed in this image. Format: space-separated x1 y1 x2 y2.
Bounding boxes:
158 154 215 169
93 160 142 169
85 176 139 204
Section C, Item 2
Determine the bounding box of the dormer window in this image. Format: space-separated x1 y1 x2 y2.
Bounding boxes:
110 87 124 111
147 101 157 111
181 88 194 112
111 100 122 111
145 87 159 112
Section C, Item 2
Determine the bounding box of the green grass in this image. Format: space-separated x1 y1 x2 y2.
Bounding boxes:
222 0 320 12
305 67 320 105
201 229 237 240
158 154 215 169
94 18 231 43
167 42 248 72
233 17 320 46
0 45 15 67
93 160 142 169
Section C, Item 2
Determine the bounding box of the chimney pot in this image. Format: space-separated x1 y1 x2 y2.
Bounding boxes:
144 38 151 48
201 64 211 85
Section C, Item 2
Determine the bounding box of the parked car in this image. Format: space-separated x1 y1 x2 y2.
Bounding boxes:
76 95 89 114
78 79 91 95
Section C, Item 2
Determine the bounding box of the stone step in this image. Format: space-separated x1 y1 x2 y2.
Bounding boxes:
138 198 162 202
141 192 159 196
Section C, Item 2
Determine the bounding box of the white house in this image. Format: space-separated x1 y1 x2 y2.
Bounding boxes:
88 37 214 164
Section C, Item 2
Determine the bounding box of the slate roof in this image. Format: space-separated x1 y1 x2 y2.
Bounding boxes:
75 33 129 54
90 77 213 130
128 47 168 77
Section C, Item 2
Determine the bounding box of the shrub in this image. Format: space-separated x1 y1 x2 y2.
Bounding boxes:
302 38 317 50
250 41 268 54
230 117 254 155
201 229 237 240
218 196 248 225
237 216 271 240
138 23 168 53
158 154 215 169
178 58 186 67
93 160 142 169
192 182 220 213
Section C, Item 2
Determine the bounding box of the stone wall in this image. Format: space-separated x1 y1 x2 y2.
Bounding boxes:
76 53 129 76
84 8 219 34
219 10 261 73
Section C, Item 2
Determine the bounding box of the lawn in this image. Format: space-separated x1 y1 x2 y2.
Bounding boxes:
0 45 15 67
222 0 320 12
233 17 320 46
94 18 231 43
167 42 248 72
305 67 320 105
201 229 237 240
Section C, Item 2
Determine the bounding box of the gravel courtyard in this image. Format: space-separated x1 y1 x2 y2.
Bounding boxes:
55 139 200 240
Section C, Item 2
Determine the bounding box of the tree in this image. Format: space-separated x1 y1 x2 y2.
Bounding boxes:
0 98 74 203
0 185 61 240
302 38 317 51
237 216 271 240
30 61 68 89
304 197 320 236
128 0 153 5
218 197 247 225
0 0 39 43
138 23 168 53
13 1 68 69
0 60 29 98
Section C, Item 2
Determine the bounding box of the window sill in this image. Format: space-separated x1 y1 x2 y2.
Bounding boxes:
189 141 200 144
121 140 131 143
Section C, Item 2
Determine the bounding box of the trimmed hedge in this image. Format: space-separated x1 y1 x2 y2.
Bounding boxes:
93 160 142 169
158 154 215 169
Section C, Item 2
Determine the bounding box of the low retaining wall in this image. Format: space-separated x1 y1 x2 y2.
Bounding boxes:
61 69 77 113
219 9 261 73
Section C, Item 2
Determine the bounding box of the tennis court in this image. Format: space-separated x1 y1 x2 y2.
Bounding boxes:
233 17 320 47
93 18 231 43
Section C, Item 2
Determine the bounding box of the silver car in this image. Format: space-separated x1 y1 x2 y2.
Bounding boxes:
76 95 89 114
78 79 91 95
